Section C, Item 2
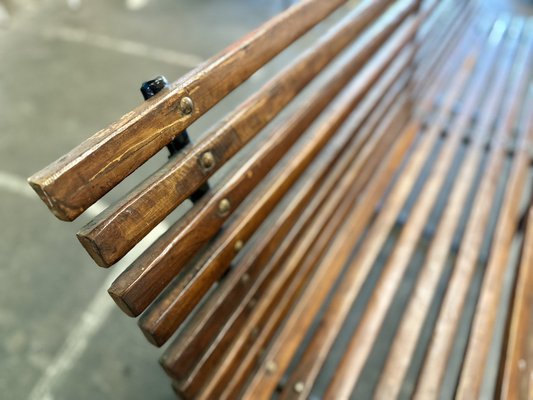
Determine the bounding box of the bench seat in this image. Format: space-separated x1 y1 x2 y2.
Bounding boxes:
28 0 532 398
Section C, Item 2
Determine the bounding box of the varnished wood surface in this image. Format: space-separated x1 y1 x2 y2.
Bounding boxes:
160 57 412 381
414 19 531 399
280 24 486 400
77 0 402 268
27 0 349 221
138 31 416 348
455 57 533 398
377 17 532 399
240 104 414 400
501 207 533 400
26 0 531 398
107 1 417 320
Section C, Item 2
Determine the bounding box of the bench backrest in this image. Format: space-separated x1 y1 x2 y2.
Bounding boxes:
27 0 465 397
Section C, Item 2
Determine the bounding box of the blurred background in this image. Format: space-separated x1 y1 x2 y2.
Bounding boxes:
0 0 531 399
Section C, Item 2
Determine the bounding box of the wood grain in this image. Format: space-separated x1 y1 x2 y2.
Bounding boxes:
107 0 416 320
76 0 400 268
500 207 533 400
27 0 349 221
377 19 531 399
160 55 412 381
239 108 415 400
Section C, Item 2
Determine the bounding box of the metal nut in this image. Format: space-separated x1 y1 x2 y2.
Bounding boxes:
199 151 215 170
218 198 231 216
179 96 194 115
234 239 244 252
293 382 305 394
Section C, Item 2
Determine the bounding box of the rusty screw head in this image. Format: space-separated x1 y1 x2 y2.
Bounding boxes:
199 151 215 170
234 239 244 252
218 198 231 216
179 96 194 115
293 382 305 394
265 360 277 375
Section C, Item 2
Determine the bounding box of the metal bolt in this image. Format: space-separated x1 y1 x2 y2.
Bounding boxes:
199 151 215 170
293 382 305 394
265 360 277 374
248 298 257 309
218 198 231 216
234 239 244 252
241 273 250 284
179 96 194 115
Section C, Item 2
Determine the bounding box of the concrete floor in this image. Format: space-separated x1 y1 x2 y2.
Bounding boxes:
0 1 286 399
0 1 531 399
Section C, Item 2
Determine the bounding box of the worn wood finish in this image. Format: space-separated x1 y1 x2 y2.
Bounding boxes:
279 29 487 400
326 18 519 400
27 0 350 221
376 20 532 399
183 91 411 400
413 19 531 399
161 51 413 383
501 207 533 400
160 58 412 380
77 0 403 268
28 0 527 398
135 23 417 350
240 107 414 400
455 71 533 399
107 2 417 319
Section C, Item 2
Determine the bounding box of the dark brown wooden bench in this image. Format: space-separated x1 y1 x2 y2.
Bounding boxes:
28 0 533 398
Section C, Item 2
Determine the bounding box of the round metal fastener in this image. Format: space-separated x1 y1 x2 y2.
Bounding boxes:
265 361 277 374
218 198 231 216
179 96 194 115
234 239 244 252
241 273 250 284
294 382 305 394
199 151 215 170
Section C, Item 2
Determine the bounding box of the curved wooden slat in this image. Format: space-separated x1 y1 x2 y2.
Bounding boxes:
280 27 488 400
500 207 533 400
160 55 412 382
238 107 415 400
377 22 531 399
138 19 416 347
412 18 527 399
76 0 399 268
325 18 511 400
27 0 350 221
107 0 416 319
456 69 533 399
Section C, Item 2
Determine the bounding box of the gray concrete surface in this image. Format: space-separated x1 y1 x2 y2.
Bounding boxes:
0 0 531 399
0 1 282 399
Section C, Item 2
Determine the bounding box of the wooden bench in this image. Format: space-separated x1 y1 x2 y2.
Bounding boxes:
28 0 533 398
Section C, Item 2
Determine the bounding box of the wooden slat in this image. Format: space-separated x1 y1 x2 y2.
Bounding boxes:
325 18 512 400
239 108 414 400
160 55 412 382
138 16 417 347
279 23 490 400
377 19 532 400
27 0 349 221
76 0 402 268
415 0 474 92
500 207 533 400
412 18 529 399
184 84 411 400
456 61 533 399
107 1 417 319
278 23 495 400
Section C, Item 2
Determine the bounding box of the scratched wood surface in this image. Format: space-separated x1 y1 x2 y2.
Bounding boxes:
27 0 533 398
